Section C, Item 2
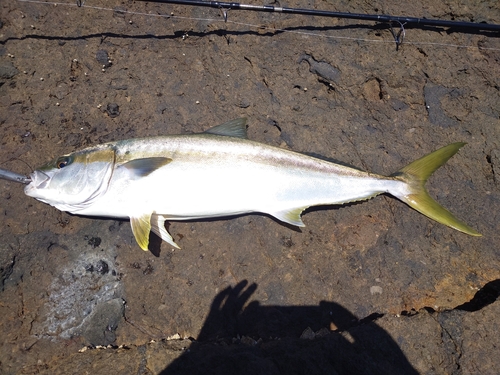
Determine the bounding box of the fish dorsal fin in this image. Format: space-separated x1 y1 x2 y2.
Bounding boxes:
204 118 248 139
272 207 307 227
130 213 152 251
151 214 181 249
122 157 172 177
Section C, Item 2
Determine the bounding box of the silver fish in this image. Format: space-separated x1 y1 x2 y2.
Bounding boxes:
24 118 481 250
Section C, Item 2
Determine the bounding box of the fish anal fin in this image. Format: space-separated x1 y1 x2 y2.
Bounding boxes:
151 214 181 249
122 157 172 177
204 118 248 139
272 207 306 227
130 214 152 251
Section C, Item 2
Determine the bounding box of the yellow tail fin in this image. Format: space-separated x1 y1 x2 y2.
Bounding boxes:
391 143 481 236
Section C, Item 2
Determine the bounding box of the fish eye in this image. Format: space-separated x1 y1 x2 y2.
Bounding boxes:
56 156 72 169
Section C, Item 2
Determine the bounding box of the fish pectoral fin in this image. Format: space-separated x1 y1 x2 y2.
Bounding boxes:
151 214 181 249
272 207 306 227
121 157 172 178
130 213 152 251
204 118 248 139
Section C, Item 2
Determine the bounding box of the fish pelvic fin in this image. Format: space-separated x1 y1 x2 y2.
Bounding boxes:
130 214 152 251
130 213 181 251
390 142 481 236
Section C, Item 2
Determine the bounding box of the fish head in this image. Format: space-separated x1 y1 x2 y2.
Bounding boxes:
24 145 116 212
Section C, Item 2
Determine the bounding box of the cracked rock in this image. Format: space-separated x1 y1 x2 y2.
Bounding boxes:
298 53 341 86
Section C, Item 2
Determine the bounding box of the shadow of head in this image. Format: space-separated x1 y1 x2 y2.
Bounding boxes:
161 280 418 375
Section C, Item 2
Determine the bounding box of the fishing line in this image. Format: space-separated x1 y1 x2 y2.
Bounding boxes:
14 0 500 51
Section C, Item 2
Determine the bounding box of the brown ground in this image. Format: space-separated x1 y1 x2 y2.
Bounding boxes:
0 0 499 373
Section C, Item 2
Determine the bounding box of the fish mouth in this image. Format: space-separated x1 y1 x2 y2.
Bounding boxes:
24 171 50 196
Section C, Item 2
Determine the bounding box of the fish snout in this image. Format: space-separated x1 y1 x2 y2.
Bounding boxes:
24 171 50 196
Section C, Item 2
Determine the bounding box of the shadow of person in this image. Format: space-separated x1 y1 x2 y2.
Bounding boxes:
161 280 418 375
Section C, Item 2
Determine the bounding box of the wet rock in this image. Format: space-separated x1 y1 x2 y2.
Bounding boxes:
95 260 109 275
437 310 466 373
423 83 459 127
0 255 15 291
455 279 500 311
81 298 125 346
486 149 500 185
237 98 251 108
363 78 383 101
53 82 69 100
300 326 315 340
86 236 102 248
390 98 409 111
106 103 120 118
64 132 83 147
142 262 154 275
96 49 112 68
110 78 128 90
240 335 258 346
460 297 500 373
298 53 341 86
0 61 18 79
113 7 126 18
28 251 123 341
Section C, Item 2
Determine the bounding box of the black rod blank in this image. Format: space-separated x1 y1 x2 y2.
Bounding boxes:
140 0 500 32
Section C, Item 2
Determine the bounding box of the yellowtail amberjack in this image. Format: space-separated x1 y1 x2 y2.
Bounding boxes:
24 118 481 250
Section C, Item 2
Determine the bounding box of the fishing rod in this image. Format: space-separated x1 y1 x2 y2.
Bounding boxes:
137 0 500 32
0 168 31 184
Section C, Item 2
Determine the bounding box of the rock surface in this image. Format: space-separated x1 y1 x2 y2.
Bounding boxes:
0 0 499 373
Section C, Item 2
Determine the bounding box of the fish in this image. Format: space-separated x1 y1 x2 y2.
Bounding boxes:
24 118 481 251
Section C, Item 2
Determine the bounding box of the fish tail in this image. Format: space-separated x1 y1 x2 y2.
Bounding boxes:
390 142 481 236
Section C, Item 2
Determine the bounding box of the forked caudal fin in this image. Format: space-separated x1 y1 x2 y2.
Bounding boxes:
390 142 481 236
